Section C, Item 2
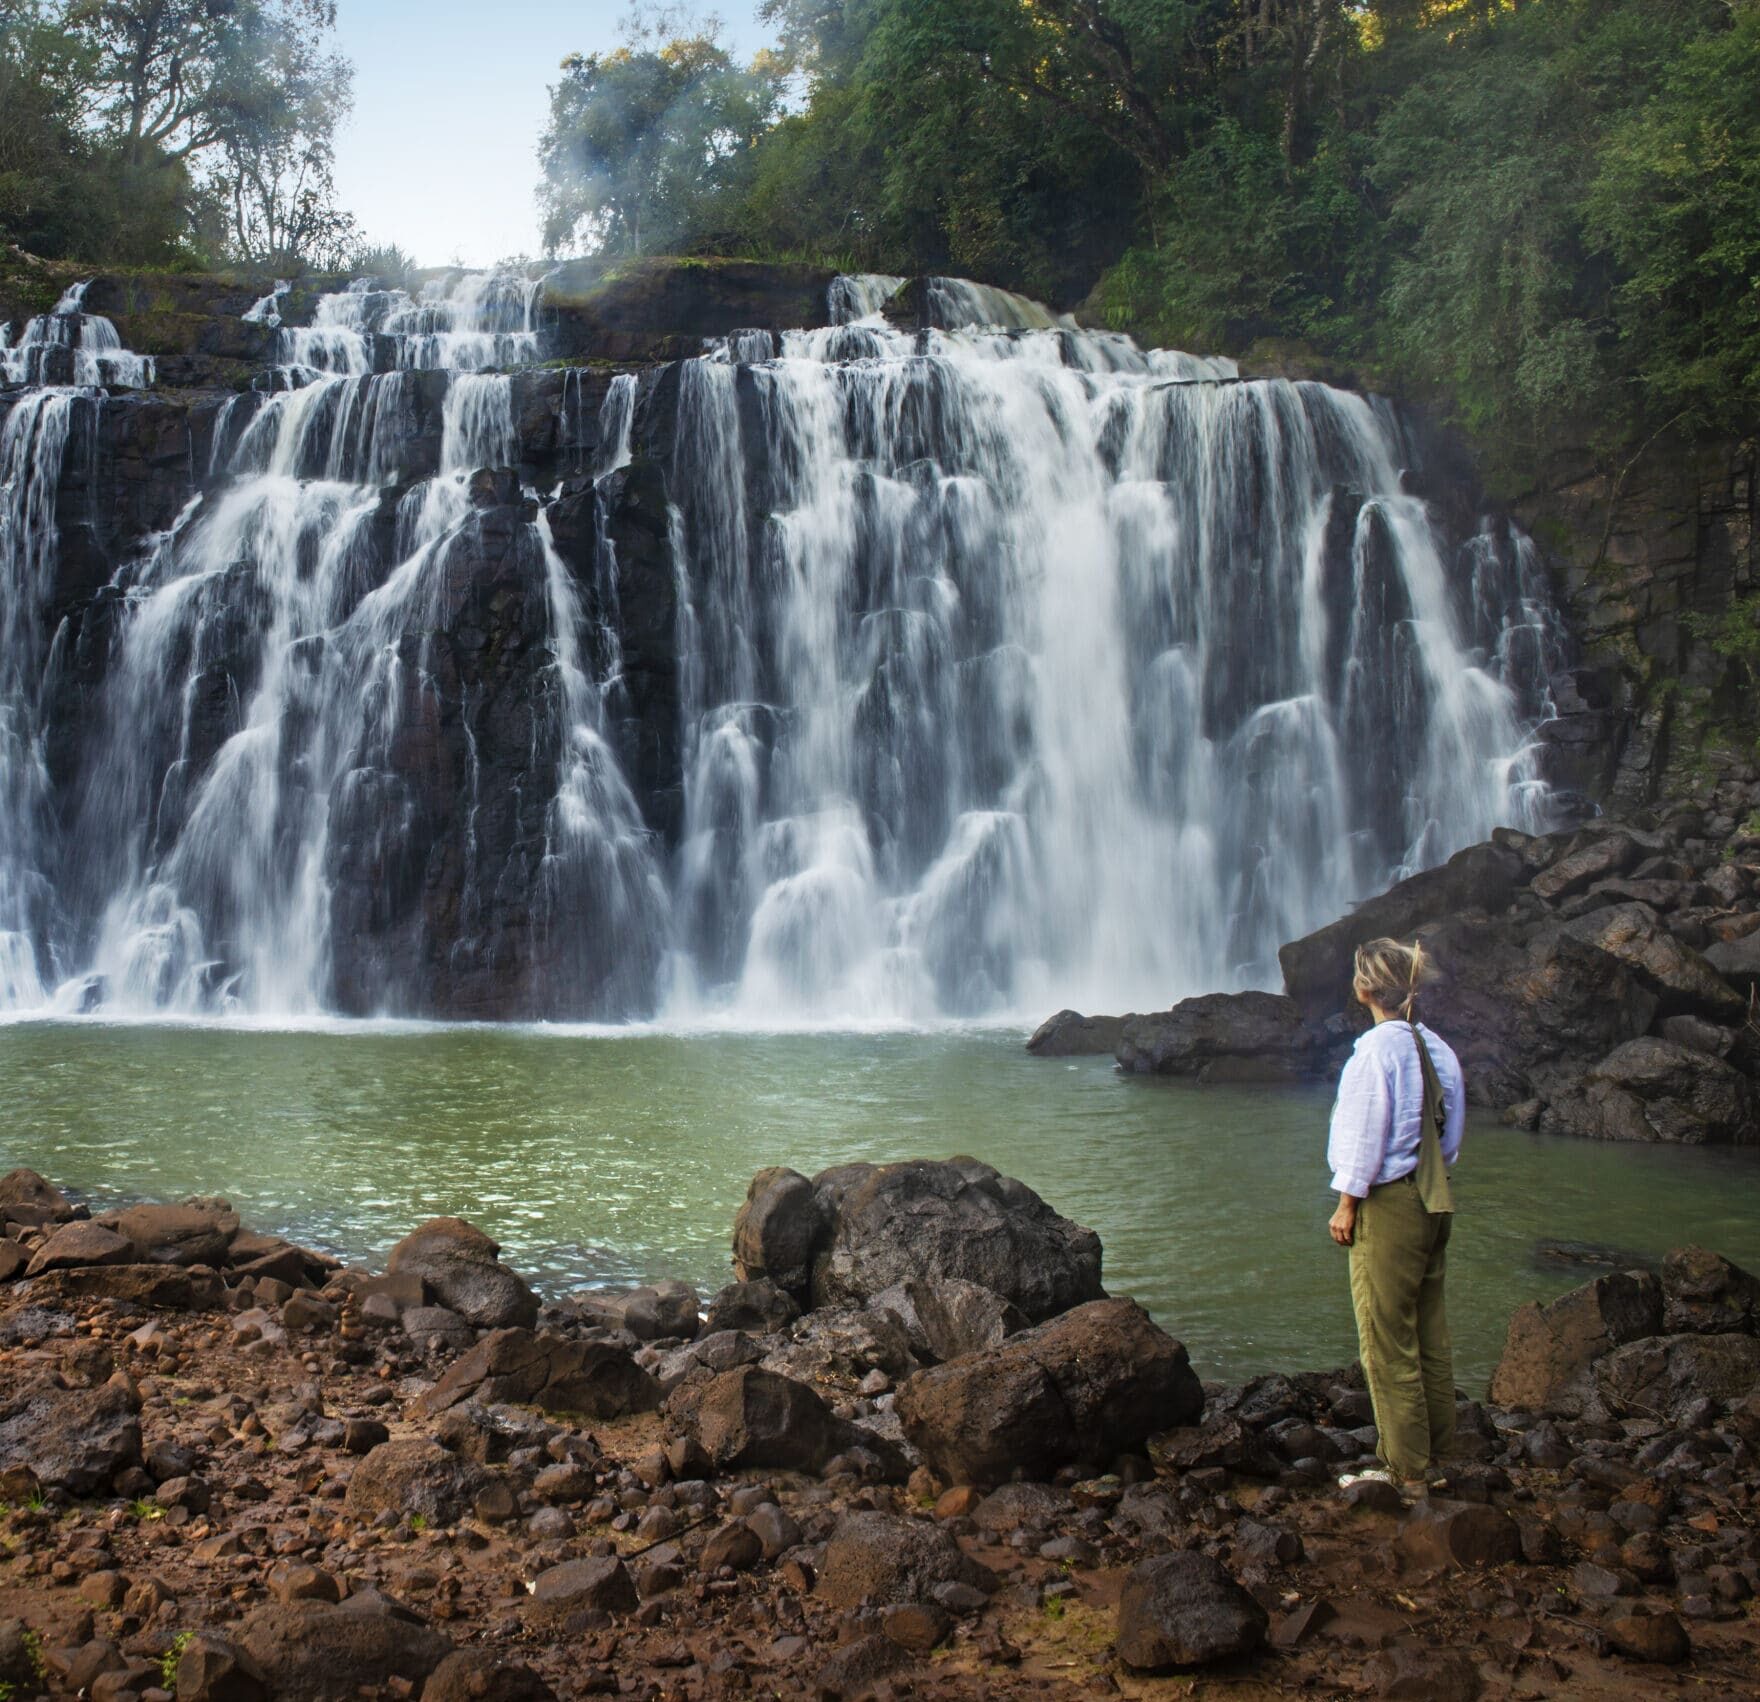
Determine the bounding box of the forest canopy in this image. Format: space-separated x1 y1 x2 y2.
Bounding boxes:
540 0 1760 483
0 0 358 268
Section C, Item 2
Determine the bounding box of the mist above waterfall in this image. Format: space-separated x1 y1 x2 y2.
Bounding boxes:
0 269 1561 1026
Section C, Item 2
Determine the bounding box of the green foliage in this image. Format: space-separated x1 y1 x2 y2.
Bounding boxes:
161 1630 195 1688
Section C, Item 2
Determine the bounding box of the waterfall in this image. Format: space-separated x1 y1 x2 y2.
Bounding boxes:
0 282 156 389
0 268 1561 1024
661 296 1557 1021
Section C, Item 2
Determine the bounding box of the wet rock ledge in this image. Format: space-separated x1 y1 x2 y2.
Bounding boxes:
1034 809 1760 1146
2 1158 1758 1701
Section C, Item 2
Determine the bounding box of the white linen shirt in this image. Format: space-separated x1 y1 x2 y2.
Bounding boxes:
1327 1020 1466 1198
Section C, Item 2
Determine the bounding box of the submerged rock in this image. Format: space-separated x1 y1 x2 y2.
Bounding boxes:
1025 1009 1128 1056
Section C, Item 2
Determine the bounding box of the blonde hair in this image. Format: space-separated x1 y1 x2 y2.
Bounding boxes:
1352 936 1436 1021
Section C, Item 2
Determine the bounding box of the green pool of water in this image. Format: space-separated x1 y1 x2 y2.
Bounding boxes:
3 1020 1756 1389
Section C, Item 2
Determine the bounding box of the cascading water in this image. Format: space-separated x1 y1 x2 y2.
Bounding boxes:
0 281 156 389
0 267 1562 1024
661 284 1559 1021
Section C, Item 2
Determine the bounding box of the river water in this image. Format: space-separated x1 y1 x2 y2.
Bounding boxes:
2 1021 1754 1388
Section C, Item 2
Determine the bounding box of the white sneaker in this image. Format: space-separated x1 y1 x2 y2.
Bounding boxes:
1336 1468 1397 1490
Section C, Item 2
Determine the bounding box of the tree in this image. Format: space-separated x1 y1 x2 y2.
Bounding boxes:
539 16 786 256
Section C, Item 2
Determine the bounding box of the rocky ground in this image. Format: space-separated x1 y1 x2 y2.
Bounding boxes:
1035 807 1760 1150
1 1159 1757 1701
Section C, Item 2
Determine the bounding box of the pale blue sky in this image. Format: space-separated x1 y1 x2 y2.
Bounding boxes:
330 1 770 268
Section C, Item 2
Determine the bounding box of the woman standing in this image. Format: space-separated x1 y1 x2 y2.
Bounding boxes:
1327 937 1465 1496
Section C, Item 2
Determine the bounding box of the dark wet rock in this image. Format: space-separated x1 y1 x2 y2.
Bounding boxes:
1489 1269 1662 1415
668 1365 903 1478
1026 1009 1128 1056
1115 991 1317 1081
1115 1550 1268 1671
1530 832 1646 903
24 1221 132 1276
417 1326 660 1420
817 1510 997 1609
1397 1501 1522 1570
98 1199 239 1266
342 1438 494 1526
902 1277 1027 1363
731 1168 827 1299
423 1650 559 1702
1705 929 1760 994
812 1157 1103 1322
0 1373 140 1493
896 1297 1202 1486
1279 842 1524 1019
525 1555 638 1622
234 1597 451 1701
27 1262 227 1310
762 1304 919 1386
703 1278 800 1336
1362 1647 1483 1700
620 1279 701 1342
1543 1038 1757 1144
385 1218 538 1330
1662 1245 1760 1334
1606 1608 1691 1664
1560 904 1745 1019
172 1634 272 1701
1592 1332 1760 1420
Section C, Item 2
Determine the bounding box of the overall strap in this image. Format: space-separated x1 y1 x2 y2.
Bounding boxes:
1407 1020 1456 1216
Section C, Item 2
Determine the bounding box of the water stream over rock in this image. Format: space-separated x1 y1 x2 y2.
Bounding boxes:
0 269 1563 1022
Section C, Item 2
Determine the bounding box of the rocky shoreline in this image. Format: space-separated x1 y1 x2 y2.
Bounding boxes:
1032 808 1760 1149
2 1159 1757 1701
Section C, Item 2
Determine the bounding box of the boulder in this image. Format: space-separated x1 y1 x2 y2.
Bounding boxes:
895 1298 1203 1486
1530 832 1644 904
384 1218 538 1330
0 1374 141 1493
1026 1009 1128 1056
99 1199 239 1266
524 1556 638 1622
342 1438 494 1526
703 1278 800 1336
1544 1039 1757 1145
620 1280 701 1342
416 1327 659 1420
24 1221 132 1276
1115 992 1317 1081
27 1264 226 1310
1705 930 1760 994
812 1158 1103 1322
234 1597 451 1701
1488 1270 1662 1414
400 1304 475 1353
1115 1551 1267 1671
1560 904 1745 1019
1592 1333 1760 1420
1661 1246 1760 1334
668 1365 903 1478
761 1304 919 1386
0 1168 74 1221
731 1168 827 1298
423 1650 558 1702
1279 842 1524 1019
816 1511 997 1609
173 1634 272 1702
1397 1501 1523 1570
903 1277 1027 1363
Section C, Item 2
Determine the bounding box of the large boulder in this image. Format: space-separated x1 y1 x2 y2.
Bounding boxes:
24 1222 132 1276
1661 1246 1760 1335
732 1168 828 1299
234 1597 451 1702
667 1365 904 1478
1705 930 1760 995
895 1298 1203 1486
1026 1010 1128 1057
893 1277 1027 1364
1115 1551 1267 1671
1529 831 1646 904
813 1158 1103 1322
1560 904 1745 1020
524 1557 638 1624
1278 842 1524 1019
1488 1270 1662 1414
1115 992 1319 1081
1591 1333 1760 1421
416 1327 660 1420
1543 1039 1757 1145
0 1168 75 1222
98 1199 240 1266
27 1264 226 1310
0 1375 142 1494
384 1219 538 1330
816 1511 997 1609
703 1278 800 1336
424 1651 557 1702
343 1439 494 1526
